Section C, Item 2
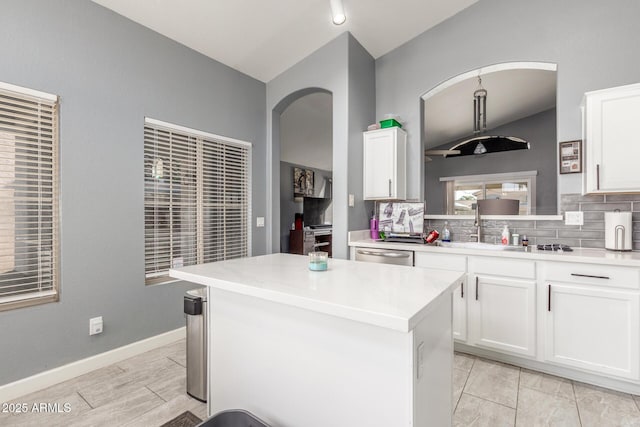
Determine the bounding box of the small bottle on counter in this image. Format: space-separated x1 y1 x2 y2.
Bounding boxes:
512 233 520 246
501 225 510 245
441 221 451 242
522 235 529 247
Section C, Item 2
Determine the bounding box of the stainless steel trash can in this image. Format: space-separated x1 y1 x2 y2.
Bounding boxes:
197 409 270 427
184 288 207 402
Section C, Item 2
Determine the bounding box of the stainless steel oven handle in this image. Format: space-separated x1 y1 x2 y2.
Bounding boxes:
356 249 410 258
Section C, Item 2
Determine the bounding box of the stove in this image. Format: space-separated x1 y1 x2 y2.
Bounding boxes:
536 244 573 252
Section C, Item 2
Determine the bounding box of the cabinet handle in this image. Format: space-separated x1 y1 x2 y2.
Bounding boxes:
388 179 392 197
548 284 551 312
571 273 610 280
461 283 464 298
596 164 600 190
475 277 479 301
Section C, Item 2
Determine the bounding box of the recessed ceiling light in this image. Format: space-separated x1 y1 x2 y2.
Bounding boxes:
330 0 346 25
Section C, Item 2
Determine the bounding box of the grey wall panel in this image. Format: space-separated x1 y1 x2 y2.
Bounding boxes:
0 0 265 385
267 32 376 259
347 35 376 234
267 34 350 258
376 0 640 202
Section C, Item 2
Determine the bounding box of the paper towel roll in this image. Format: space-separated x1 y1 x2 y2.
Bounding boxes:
605 211 632 251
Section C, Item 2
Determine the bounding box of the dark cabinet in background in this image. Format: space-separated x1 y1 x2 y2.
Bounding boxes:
289 230 332 257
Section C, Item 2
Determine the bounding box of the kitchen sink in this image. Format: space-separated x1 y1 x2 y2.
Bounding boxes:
436 241 529 252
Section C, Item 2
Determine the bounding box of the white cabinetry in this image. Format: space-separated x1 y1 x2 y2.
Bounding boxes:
543 262 640 380
363 128 406 200
583 82 640 194
469 257 537 358
415 252 467 341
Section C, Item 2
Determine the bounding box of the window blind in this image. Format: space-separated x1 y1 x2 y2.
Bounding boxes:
144 118 251 284
0 82 59 311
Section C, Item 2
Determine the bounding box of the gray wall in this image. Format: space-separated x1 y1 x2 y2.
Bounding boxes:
426 108 557 214
347 35 377 233
279 161 332 253
267 33 375 259
0 0 265 385
376 0 640 202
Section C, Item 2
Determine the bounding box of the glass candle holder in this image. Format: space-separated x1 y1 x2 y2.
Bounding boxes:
308 251 328 271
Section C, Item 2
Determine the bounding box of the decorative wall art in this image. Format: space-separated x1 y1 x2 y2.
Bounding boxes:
559 140 582 174
294 167 314 197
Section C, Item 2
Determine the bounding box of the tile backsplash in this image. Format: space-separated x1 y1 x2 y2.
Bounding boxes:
425 194 640 250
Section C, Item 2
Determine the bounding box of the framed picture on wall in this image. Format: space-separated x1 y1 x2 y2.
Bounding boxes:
559 140 582 174
294 167 314 196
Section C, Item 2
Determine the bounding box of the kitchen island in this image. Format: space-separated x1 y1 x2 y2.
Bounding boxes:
170 253 464 427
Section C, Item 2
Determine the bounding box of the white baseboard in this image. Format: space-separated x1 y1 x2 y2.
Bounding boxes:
0 327 186 403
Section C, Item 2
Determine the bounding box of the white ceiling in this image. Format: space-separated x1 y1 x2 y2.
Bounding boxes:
424 69 557 149
92 0 477 82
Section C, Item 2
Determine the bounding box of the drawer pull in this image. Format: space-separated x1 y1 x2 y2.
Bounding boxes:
548 284 551 312
461 283 464 298
356 249 410 258
571 273 610 280
475 277 479 301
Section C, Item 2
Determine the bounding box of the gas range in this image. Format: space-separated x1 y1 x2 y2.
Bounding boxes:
536 243 573 252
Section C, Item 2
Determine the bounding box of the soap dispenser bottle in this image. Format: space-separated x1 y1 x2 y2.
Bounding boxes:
501 225 510 245
441 221 451 242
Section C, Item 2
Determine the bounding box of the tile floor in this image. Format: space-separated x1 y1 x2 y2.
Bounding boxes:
0 339 206 426
453 352 640 427
3 343 640 426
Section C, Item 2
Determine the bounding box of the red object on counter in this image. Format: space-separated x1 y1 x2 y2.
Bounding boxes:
425 230 439 244
295 217 303 230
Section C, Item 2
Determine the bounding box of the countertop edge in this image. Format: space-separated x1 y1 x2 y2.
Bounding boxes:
170 261 463 333
348 235 640 267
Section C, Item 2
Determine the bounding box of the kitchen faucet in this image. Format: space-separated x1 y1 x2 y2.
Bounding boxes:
470 204 482 242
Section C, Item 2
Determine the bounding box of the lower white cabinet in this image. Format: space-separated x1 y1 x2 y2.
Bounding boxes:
414 252 467 342
544 264 640 380
469 274 537 357
354 240 640 391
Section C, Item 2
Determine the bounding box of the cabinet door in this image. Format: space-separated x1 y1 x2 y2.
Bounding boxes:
415 252 467 342
545 282 640 380
452 281 467 342
363 128 406 200
584 83 640 193
470 275 536 357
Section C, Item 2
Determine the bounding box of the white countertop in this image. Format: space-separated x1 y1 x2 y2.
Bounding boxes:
170 253 463 333
348 231 640 267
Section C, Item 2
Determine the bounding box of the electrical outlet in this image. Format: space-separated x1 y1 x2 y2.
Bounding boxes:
256 217 265 227
89 316 103 335
348 194 355 207
565 211 584 225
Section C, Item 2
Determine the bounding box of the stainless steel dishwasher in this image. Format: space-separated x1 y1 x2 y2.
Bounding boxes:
354 247 414 266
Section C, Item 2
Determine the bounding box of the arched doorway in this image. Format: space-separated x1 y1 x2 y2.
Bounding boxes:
271 88 333 253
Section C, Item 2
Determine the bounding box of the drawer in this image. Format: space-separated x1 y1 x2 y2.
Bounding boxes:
415 252 467 272
543 261 640 289
469 256 535 279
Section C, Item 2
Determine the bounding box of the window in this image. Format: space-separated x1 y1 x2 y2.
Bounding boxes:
144 118 251 284
0 82 59 311
441 171 536 215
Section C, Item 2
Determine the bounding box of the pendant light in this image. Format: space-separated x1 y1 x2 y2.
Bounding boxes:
330 0 346 25
473 75 487 134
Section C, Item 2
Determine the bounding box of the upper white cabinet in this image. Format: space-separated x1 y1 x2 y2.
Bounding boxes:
363 128 406 200
583 82 640 194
